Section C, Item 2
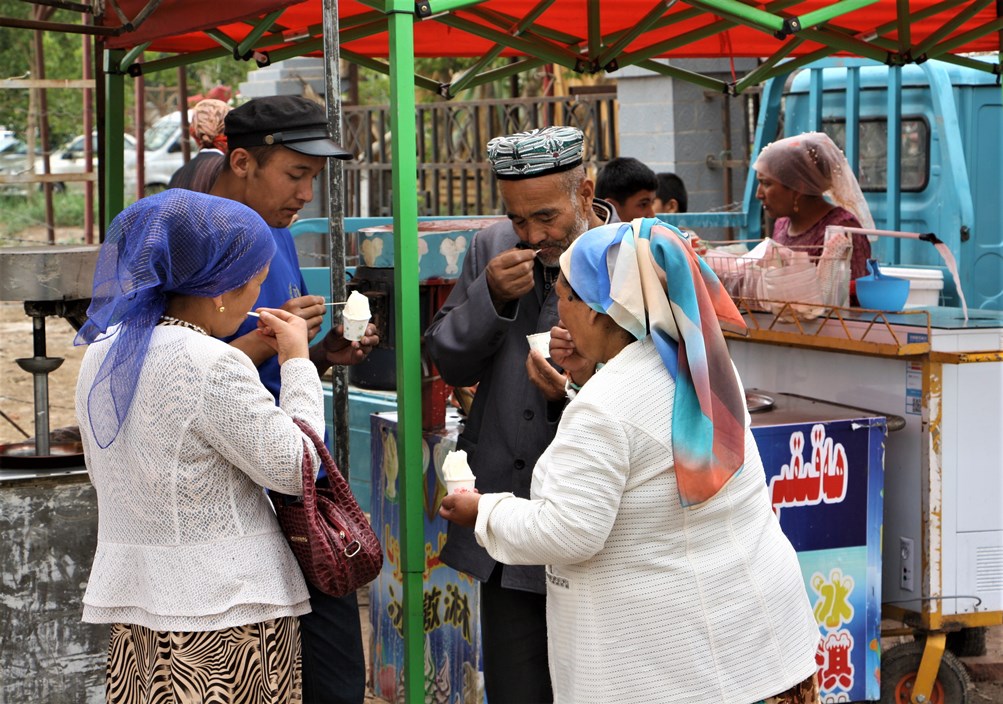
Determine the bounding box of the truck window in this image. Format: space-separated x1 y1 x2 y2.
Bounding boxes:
823 118 929 192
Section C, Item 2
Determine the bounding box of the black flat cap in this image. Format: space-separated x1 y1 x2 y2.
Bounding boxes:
225 96 352 159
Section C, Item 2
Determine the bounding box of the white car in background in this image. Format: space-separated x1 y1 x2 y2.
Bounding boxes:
35 132 138 193
141 111 196 193
34 112 195 195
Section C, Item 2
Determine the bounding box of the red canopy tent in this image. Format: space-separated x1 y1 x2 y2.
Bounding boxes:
90 0 1000 97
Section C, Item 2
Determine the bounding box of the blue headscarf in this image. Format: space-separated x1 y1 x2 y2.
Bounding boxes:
75 190 276 448
560 218 748 507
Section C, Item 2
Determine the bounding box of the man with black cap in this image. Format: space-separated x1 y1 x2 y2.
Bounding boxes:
425 126 617 703
211 95 378 704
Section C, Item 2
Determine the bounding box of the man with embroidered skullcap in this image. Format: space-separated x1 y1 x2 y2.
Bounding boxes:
210 95 378 704
426 125 618 703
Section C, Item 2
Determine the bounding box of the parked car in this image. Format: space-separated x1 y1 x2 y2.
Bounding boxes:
0 137 31 196
141 111 196 193
31 112 197 196
35 132 138 193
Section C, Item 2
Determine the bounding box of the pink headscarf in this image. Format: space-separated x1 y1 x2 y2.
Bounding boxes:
189 99 231 152
753 132 874 230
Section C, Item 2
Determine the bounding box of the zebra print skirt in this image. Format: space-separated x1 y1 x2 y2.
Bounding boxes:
106 617 302 704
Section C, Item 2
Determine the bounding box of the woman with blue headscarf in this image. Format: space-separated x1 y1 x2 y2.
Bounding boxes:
75 189 324 703
441 219 821 704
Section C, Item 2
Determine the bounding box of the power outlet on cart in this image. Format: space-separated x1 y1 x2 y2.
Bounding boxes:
900 537 915 592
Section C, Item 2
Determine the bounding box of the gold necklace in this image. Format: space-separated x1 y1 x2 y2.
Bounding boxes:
158 315 209 336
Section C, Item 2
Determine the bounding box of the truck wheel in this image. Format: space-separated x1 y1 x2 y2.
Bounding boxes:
946 627 987 657
881 641 971 703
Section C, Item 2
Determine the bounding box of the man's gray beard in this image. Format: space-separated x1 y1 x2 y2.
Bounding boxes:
540 205 591 268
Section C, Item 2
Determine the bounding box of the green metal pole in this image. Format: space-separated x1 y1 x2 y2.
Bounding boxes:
686 0 786 32
796 0 881 30
913 0 992 57
451 0 556 95
922 18 1003 60
235 9 287 57
340 49 443 94
387 1 425 702
102 49 125 225
587 0 601 61
732 39 803 94
435 14 583 70
420 0 484 13
597 0 676 68
637 58 729 92
447 56 549 96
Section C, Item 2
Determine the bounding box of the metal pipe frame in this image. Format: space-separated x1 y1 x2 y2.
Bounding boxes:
636 58 728 92
448 0 556 95
386 3 425 703
442 56 549 97
913 0 994 57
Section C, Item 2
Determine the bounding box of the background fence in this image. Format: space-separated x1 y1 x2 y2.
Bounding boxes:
341 92 618 218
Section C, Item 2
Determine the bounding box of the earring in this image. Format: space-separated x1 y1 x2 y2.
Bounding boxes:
218 305 226 313
792 197 800 214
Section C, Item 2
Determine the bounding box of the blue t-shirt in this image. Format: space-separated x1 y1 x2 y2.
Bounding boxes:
227 226 307 402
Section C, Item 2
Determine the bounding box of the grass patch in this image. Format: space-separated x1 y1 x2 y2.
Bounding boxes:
0 190 93 243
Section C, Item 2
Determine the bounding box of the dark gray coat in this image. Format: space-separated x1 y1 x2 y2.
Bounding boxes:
425 201 615 593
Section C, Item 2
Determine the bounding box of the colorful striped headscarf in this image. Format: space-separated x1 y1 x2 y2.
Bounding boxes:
560 218 748 507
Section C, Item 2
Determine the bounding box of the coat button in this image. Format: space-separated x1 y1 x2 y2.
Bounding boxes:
523 409 534 420
514 459 526 470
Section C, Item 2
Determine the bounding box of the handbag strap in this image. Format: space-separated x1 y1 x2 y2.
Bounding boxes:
291 418 344 507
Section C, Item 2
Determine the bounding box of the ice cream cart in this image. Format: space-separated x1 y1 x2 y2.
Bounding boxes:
368 409 484 704
729 304 1003 703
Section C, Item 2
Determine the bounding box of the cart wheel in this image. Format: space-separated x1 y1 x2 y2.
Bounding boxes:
881 641 971 704
946 627 987 657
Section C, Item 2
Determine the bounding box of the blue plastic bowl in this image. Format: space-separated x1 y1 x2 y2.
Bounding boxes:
855 277 910 311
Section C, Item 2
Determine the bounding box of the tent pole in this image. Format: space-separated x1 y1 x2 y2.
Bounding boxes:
323 0 352 480
103 49 126 226
387 1 425 702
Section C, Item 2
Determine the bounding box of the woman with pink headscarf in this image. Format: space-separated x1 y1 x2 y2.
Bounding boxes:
167 98 231 193
753 132 873 279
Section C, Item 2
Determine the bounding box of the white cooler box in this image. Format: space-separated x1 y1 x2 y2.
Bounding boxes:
882 266 944 308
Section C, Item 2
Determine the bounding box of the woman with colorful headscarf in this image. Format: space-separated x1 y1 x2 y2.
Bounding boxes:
75 189 323 703
754 131 873 279
167 98 231 193
441 219 821 704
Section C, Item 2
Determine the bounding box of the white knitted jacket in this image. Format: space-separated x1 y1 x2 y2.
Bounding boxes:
76 326 324 632
475 337 821 703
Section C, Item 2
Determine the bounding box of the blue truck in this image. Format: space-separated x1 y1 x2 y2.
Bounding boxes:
670 56 1002 311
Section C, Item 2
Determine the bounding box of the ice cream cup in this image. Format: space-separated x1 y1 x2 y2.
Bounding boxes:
526 332 551 358
343 314 371 342
445 478 476 495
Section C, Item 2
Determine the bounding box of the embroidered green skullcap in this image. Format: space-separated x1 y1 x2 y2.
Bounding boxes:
487 126 584 180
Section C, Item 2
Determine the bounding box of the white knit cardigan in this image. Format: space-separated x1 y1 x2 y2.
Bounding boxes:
76 326 324 632
475 337 821 703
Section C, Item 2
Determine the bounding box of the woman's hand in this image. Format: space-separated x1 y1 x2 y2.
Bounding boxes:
439 491 481 528
281 295 326 341
526 350 567 402
548 322 595 385
255 308 310 363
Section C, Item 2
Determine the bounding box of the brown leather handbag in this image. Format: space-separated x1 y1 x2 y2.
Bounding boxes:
272 419 383 597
